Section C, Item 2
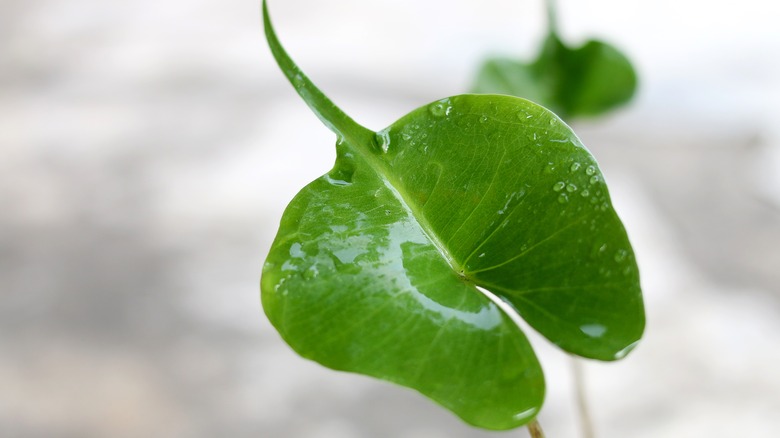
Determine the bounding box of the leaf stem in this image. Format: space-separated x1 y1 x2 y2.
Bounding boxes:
528 419 546 438
572 357 596 438
262 0 375 147
545 0 559 35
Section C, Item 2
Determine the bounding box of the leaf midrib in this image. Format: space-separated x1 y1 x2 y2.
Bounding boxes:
342 138 467 279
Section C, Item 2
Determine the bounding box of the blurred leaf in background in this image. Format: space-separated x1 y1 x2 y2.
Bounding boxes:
472 0 637 120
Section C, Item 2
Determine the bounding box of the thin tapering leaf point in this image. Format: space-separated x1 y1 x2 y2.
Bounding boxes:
262 0 375 147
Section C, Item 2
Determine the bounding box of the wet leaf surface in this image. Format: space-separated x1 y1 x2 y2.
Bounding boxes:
261 1 644 430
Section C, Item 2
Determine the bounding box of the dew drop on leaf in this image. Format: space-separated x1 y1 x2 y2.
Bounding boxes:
292 73 304 88
375 130 391 153
580 324 607 338
303 267 318 280
613 341 640 360
429 102 447 117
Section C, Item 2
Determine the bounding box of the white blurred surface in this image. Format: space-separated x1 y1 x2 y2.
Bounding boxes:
1 0 779 437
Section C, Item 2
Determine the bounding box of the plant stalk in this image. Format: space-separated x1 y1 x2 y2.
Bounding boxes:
572 357 595 438
545 0 558 35
528 419 545 438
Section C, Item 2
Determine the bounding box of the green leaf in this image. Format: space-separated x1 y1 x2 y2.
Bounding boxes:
261 1 644 430
472 24 637 120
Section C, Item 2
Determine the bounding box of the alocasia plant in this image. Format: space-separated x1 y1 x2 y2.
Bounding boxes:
472 0 637 120
261 0 644 431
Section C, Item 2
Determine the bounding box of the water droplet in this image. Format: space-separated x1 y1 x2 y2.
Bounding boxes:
580 324 607 338
544 162 556 174
581 189 590 197
570 162 581 172
613 341 640 359
292 73 305 88
429 102 447 117
478 253 486 258
614 249 628 263
375 130 390 153
590 175 600 185
558 193 569 204
479 115 489 123
401 133 411 141
552 181 566 192
586 165 597 176
327 159 355 185
329 224 348 234
289 242 305 258
566 183 577 193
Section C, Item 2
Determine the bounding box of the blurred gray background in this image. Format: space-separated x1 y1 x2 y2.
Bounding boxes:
2 0 779 436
